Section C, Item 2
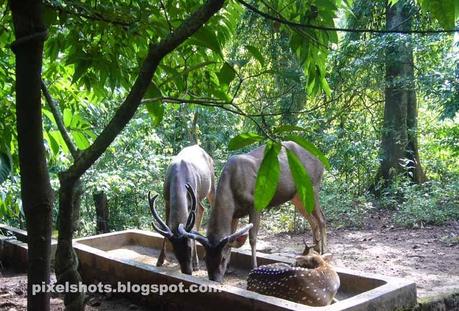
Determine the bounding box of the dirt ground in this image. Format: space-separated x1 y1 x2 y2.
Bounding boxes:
256 220 459 299
1 220 458 310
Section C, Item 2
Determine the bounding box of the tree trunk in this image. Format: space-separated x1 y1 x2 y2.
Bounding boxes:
188 111 200 145
94 191 109 234
55 174 84 311
375 0 426 188
10 1 54 311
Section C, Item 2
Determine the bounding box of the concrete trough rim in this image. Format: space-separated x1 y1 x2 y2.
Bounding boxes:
1 225 417 310
73 229 417 311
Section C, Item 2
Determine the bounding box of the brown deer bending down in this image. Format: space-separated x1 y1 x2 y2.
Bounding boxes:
148 145 215 274
179 141 326 282
247 244 340 306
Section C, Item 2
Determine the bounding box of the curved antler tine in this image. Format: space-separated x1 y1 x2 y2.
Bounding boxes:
147 192 172 237
185 183 197 213
151 221 173 238
225 223 253 243
185 210 196 232
178 224 210 248
303 237 310 249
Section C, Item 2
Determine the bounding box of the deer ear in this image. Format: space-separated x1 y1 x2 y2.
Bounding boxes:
228 233 248 248
322 253 333 262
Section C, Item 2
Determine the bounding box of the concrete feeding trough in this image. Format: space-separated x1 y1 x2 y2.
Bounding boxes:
73 229 417 311
0 224 58 271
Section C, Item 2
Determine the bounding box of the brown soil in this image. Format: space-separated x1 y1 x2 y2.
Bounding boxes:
256 220 459 299
1 220 458 310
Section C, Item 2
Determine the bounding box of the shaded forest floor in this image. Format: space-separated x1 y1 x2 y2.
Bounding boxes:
1 218 458 310
256 219 459 299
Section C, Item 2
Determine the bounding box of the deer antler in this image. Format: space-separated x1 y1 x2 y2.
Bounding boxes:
148 192 173 238
184 183 197 231
220 223 254 245
178 223 210 248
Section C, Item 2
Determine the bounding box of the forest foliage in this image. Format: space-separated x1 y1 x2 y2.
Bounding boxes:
0 0 458 232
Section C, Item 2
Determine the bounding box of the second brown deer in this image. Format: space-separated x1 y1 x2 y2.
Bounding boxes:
179 141 326 282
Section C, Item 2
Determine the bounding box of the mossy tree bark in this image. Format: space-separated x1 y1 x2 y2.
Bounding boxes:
10 1 54 310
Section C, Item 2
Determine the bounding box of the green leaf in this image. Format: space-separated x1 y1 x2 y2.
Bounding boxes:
218 62 236 86
45 131 60 155
254 142 281 211
286 135 330 169
71 131 90 149
145 83 164 126
246 45 265 66
63 108 72 127
320 76 332 97
0 152 11 184
43 6 58 26
286 148 315 213
191 26 223 58
228 132 263 151
417 0 457 29
146 103 165 127
145 83 162 100
42 109 56 125
49 130 69 154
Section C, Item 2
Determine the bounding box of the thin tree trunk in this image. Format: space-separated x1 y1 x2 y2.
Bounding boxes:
10 1 54 310
55 174 84 311
188 111 200 144
94 191 109 233
375 0 426 188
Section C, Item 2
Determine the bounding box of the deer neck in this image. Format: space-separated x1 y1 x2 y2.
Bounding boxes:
168 167 192 229
207 182 235 244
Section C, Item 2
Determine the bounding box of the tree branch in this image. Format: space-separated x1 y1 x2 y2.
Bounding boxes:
43 0 135 28
237 0 459 34
67 0 226 179
41 80 79 159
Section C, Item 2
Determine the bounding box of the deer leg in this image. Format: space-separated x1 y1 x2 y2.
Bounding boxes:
207 182 216 207
231 218 239 232
312 187 327 253
192 202 205 271
248 211 260 268
156 199 170 267
156 238 167 266
292 194 325 254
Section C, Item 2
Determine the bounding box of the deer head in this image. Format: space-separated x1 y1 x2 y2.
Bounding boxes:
148 183 197 274
178 222 253 282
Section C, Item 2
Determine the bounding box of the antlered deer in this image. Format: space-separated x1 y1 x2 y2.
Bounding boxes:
247 243 339 306
179 141 326 282
148 145 215 274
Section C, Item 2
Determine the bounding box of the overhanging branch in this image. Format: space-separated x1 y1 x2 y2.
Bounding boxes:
238 0 459 34
67 0 226 179
41 80 79 159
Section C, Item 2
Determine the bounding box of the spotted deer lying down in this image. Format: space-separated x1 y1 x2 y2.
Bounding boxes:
247 245 340 306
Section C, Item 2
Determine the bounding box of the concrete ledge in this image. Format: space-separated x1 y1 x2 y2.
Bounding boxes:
0 226 419 310
74 229 417 311
0 224 57 270
412 291 459 311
